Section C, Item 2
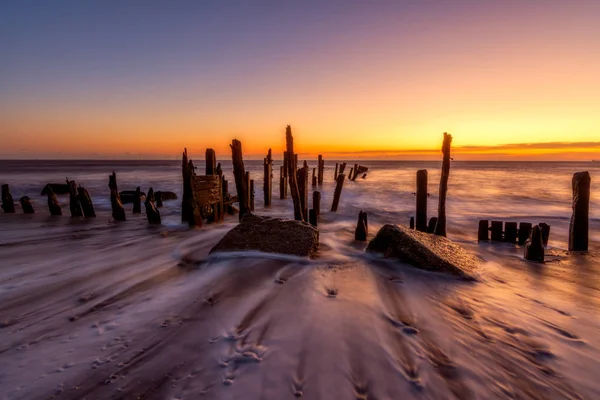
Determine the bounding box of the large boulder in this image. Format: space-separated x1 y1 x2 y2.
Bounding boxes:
366 224 481 279
210 214 319 257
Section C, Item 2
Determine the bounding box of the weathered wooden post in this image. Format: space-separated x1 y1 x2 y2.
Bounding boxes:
206 148 216 175
427 217 438 233
312 191 321 220
286 126 304 221
318 155 324 185
309 209 318 227
108 171 126 221
231 139 250 221
283 151 289 178
155 191 163 208
415 170 428 232
279 166 287 200
250 179 255 211
181 148 195 223
518 222 532 245
66 179 83 217
524 225 545 262
297 161 309 220
20 196 34 214
331 173 346 212
1 184 15 213
490 221 503 241
569 171 590 251
78 186 96 217
539 223 550 246
410 217 415 229
355 211 368 241
348 167 354 182
504 222 518 243
132 186 142 214
434 132 452 236
312 168 317 187
334 163 339 179
47 187 62 216
478 220 489 241
263 149 272 207
216 162 223 177
144 188 161 224
339 162 347 174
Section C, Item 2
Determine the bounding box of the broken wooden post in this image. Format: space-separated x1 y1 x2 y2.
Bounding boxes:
285 126 304 221
524 225 544 262
144 188 161 224
339 162 347 174
352 164 358 180
318 155 324 185
77 186 96 217
155 191 163 208
206 148 216 175
415 169 428 232
312 191 321 220
1 184 15 213
410 217 415 229
66 179 83 217
181 148 195 223
518 222 532 245
348 167 354 182
331 173 346 212
539 223 550 246
355 211 368 241
504 222 518 244
231 140 250 221
427 217 438 233
490 221 503 241
434 132 452 236
283 151 289 178
569 171 590 251
132 186 142 214
297 161 309 220
309 209 318 227
478 220 489 241
216 162 222 177
108 171 126 221
279 166 287 200
250 179 255 211
263 149 272 207
334 163 339 179
20 196 34 214
47 187 62 216
312 168 317 187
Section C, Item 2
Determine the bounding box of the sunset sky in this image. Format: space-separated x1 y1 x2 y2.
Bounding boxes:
1 1 599 160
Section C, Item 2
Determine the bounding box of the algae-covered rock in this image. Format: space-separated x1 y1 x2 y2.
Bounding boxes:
366 224 481 279
210 214 319 257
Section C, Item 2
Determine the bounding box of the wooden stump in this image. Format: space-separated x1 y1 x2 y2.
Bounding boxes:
490 221 503 242
285 126 304 221
415 170 428 232
331 173 346 212
312 191 321 220
339 162 347 174
20 196 34 214
66 179 83 217
1 184 15 213
263 150 272 207
334 163 339 179
477 220 489 241
309 208 318 227
355 211 368 241
504 222 518 244
155 191 163 208
569 171 590 251
312 168 317 187
539 223 550 246
47 187 62 216
231 140 250 221
108 171 126 221
297 161 309 220
206 148 216 175
427 217 438 233
144 188 161 225
410 217 415 229
181 148 198 224
279 165 287 200
434 132 452 236
518 222 532 246
132 186 142 214
318 155 324 185
348 167 354 182
250 179 255 211
77 186 96 217
524 225 544 262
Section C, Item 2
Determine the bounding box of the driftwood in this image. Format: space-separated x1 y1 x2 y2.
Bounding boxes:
569 171 590 251
231 140 250 221
20 196 34 214
66 179 83 217
318 155 324 185
46 187 62 216
434 132 452 236
206 148 216 175
1 184 15 213
331 173 346 212
132 186 142 214
77 186 96 217
524 225 544 262
108 171 126 221
41 183 69 196
286 126 304 221
355 211 368 241
144 188 161 225
415 170 428 232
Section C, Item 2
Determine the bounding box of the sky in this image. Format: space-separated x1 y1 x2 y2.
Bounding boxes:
1 0 599 160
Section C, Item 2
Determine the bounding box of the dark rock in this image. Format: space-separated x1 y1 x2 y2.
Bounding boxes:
158 191 177 201
41 183 70 196
119 190 147 204
20 196 35 214
210 214 319 257
366 224 481 279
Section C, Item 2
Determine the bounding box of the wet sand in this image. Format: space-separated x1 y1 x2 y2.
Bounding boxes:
1 208 599 399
